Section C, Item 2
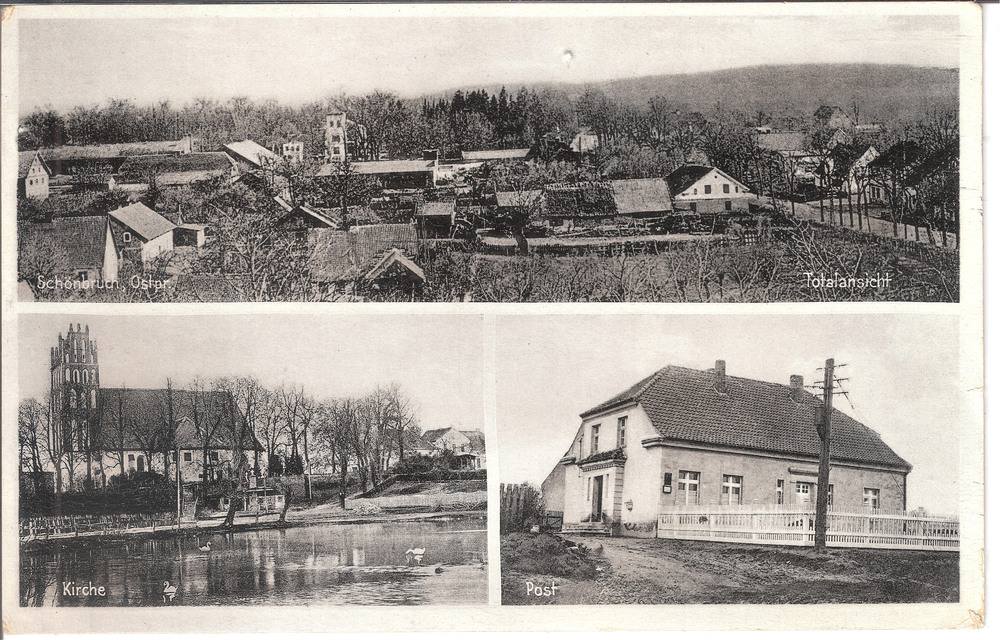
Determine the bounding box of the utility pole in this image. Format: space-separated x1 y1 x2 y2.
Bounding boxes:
814 358 835 552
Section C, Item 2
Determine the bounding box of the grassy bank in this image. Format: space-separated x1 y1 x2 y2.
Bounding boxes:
501 533 959 605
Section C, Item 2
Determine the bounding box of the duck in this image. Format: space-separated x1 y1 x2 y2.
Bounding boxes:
162 581 177 603
405 547 426 565
199 540 212 552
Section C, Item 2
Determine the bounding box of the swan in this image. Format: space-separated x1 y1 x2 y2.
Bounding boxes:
162 581 177 603
405 547 426 565
199 540 212 552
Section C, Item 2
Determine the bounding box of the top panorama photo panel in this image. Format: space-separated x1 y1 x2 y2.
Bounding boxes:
10 5 974 303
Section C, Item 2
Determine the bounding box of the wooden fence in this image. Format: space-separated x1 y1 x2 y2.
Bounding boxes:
20 512 178 541
657 504 959 551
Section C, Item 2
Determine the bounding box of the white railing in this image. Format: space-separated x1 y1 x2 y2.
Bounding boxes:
346 490 487 511
656 503 959 551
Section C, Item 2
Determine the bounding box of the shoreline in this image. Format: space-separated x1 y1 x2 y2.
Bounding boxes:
20 508 486 552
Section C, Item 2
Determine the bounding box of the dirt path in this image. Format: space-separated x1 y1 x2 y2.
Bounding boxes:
787 200 957 249
504 534 959 605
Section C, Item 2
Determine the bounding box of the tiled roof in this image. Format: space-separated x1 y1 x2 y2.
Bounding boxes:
40 139 191 161
307 223 418 283
19 151 50 178
495 190 543 209
30 216 110 270
97 388 260 451
542 182 616 218
119 152 235 178
610 178 673 215
581 365 910 470
666 165 713 196
108 202 176 242
422 428 456 442
461 149 530 161
223 140 278 167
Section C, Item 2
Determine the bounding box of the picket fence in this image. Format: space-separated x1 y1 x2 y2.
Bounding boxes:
20 512 178 541
656 504 959 551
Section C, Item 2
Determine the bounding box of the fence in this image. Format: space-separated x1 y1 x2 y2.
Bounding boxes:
20 512 178 541
656 504 959 551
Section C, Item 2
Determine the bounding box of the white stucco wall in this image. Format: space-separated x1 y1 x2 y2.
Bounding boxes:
141 231 174 263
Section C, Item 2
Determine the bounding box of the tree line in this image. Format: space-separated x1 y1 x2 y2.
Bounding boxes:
19 377 421 515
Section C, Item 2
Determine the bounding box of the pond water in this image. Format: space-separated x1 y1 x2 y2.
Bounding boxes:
20 518 488 606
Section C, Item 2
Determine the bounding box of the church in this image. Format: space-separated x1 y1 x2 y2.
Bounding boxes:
49 324 262 491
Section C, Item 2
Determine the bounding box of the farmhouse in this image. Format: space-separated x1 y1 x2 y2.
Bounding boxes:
107 202 176 263
667 165 753 214
541 182 617 230
422 427 487 469
27 216 119 283
415 200 457 238
48 324 262 490
223 139 279 171
307 223 425 294
39 137 194 176
543 360 911 537
19 150 52 199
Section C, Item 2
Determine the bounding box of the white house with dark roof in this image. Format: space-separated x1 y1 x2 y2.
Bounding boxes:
107 202 176 263
543 360 911 537
18 150 52 199
666 165 754 214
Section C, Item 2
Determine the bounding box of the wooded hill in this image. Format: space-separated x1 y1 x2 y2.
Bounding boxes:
460 64 959 124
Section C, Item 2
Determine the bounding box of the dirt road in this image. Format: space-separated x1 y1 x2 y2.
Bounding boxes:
503 534 959 605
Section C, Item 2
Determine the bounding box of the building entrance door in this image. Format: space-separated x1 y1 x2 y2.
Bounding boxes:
591 475 603 521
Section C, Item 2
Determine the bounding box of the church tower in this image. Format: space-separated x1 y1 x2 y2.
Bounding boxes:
325 113 348 162
50 323 100 487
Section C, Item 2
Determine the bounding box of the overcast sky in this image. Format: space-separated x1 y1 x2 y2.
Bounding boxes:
19 314 484 435
496 313 962 516
17 11 961 113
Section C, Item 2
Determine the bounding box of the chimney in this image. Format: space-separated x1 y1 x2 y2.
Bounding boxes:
790 375 804 403
714 360 727 394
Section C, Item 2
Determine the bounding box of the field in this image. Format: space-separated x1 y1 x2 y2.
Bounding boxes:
414 225 959 303
501 533 960 605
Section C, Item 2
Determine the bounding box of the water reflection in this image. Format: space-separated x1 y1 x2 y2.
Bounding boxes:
20 519 487 606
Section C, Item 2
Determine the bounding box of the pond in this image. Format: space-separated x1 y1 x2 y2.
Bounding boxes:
20 518 488 606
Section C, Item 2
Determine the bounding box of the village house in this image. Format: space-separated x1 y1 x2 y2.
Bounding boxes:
841 145 880 196
666 165 754 214
307 223 425 295
47 324 263 490
107 202 176 263
282 140 305 164
173 223 209 248
540 182 618 230
543 360 911 537
756 131 830 188
415 200 456 238
38 137 194 177
421 427 487 469
28 216 119 283
18 150 52 199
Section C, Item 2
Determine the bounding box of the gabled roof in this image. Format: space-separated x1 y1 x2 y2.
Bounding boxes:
349 160 435 175
278 203 340 228
422 427 463 443
542 182 616 218
666 165 751 196
19 151 51 178
610 178 673 215
581 365 910 470
223 140 278 168
364 248 426 283
461 149 530 161
108 203 176 242
29 216 112 270
308 224 419 283
867 141 925 172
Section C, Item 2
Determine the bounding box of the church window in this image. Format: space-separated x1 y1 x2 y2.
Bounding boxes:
73 369 80 383
65 369 70 382
91 389 97 407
